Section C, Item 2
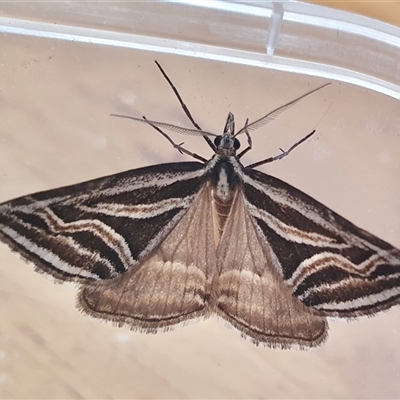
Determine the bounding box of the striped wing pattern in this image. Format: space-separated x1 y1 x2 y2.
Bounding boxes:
0 162 206 282
242 168 400 318
1 155 400 348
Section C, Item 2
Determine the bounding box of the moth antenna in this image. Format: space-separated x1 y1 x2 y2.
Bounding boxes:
110 113 217 138
142 116 208 163
236 83 331 136
155 60 216 151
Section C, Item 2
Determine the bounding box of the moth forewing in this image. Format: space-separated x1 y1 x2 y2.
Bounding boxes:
0 162 207 283
240 167 400 319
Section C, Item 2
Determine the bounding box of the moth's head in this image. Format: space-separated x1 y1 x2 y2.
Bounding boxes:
214 112 241 156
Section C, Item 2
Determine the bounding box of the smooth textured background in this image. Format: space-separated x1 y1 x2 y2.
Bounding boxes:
308 0 400 27
1 2 400 399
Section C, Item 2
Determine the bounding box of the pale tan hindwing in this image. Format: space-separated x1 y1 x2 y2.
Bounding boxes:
79 184 217 331
214 190 327 348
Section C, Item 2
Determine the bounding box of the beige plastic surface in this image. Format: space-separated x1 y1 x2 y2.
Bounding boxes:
1 2 400 399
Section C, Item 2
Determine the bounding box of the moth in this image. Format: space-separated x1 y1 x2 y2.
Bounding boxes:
1 62 400 349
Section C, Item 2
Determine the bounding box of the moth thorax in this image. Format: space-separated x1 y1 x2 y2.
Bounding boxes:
211 166 236 242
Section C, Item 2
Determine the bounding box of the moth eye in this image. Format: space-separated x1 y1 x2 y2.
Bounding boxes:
214 136 222 147
234 138 241 150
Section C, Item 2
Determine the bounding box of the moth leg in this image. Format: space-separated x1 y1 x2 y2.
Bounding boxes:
246 130 315 169
143 116 208 163
237 118 252 159
154 61 216 151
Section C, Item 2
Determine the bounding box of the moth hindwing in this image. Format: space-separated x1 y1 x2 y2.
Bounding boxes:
1 62 399 349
